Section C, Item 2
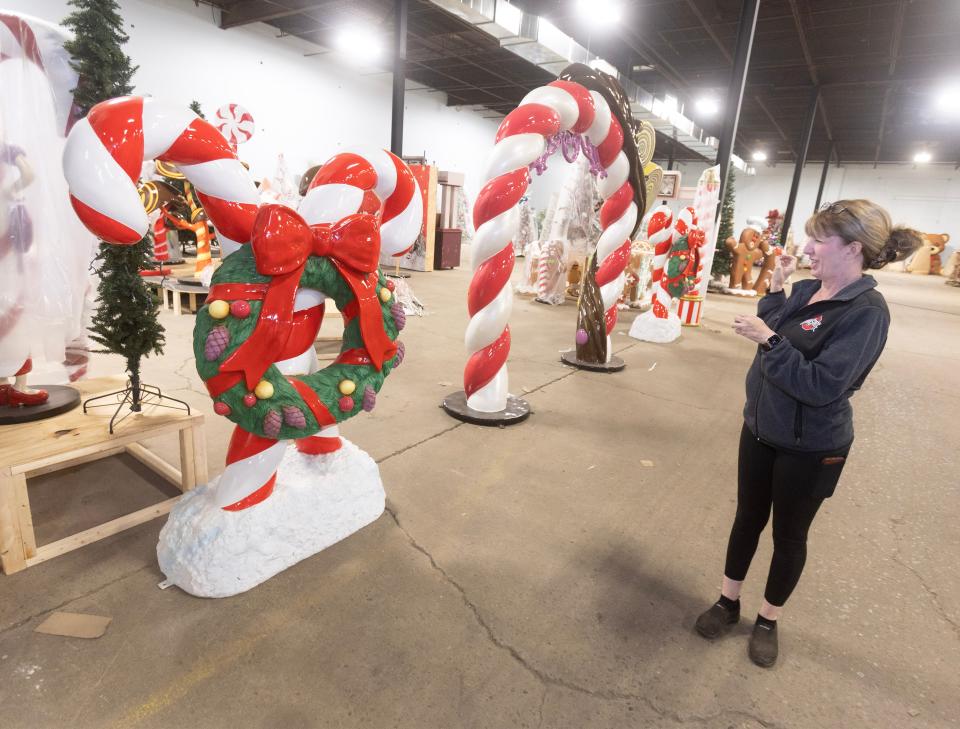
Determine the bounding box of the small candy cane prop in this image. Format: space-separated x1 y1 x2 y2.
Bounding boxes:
645 207 675 318
215 103 255 150
656 206 698 306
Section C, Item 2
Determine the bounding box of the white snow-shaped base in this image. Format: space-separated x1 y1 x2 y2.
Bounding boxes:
628 309 681 343
157 438 384 598
724 287 757 297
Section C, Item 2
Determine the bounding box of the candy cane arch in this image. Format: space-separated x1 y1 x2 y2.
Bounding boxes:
465 76 639 412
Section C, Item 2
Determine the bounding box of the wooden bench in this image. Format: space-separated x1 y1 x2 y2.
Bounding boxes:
0 377 208 575
161 280 210 315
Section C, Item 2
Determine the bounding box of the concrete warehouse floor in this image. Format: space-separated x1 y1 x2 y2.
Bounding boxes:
0 258 958 729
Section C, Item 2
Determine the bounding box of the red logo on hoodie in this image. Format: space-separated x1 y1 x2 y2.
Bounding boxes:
801 315 823 332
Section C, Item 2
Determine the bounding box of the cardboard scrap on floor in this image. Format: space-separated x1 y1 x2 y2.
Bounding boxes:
34 612 112 639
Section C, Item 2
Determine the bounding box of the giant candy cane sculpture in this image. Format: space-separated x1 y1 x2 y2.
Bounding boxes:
64 98 421 512
64 97 422 596
449 64 645 420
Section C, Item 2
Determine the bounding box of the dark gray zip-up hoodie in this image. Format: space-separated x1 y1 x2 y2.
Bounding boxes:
743 275 890 452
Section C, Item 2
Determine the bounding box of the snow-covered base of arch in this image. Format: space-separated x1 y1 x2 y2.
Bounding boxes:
628 309 682 343
157 438 384 598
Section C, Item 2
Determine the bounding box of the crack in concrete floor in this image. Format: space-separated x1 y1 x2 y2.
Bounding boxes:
0 565 151 636
384 505 784 729
887 519 960 642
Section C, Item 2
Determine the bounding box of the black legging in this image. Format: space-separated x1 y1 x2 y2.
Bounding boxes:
724 424 849 606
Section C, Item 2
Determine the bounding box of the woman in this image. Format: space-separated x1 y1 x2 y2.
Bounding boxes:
695 200 920 667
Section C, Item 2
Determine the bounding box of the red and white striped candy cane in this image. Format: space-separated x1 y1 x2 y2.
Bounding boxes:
466 80 636 410
64 98 421 511
645 207 675 318
216 149 420 508
299 147 422 257
63 96 259 253
288 148 421 460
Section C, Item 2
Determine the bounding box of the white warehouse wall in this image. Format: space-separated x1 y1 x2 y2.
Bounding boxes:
673 159 959 251
4 0 501 200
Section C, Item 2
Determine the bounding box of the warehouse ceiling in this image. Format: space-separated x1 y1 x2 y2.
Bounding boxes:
210 0 960 166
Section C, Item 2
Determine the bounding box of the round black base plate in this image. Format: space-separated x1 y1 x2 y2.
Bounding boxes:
441 390 531 426
0 385 81 425
560 350 626 372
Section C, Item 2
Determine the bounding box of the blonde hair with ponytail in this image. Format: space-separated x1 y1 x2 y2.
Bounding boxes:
805 199 922 270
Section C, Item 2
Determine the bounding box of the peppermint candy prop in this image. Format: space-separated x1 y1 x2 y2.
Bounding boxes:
63 96 421 597
214 103 255 150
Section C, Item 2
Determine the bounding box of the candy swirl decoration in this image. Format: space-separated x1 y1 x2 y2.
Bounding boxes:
215 103 255 149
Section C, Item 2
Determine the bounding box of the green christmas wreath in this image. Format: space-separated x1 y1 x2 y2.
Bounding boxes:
193 236 405 441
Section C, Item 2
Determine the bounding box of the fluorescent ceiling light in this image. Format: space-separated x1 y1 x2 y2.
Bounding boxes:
333 27 383 61
913 150 932 163
576 0 622 26
696 97 719 115
752 150 768 162
935 87 960 112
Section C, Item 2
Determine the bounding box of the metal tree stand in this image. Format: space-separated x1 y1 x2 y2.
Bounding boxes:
83 373 190 434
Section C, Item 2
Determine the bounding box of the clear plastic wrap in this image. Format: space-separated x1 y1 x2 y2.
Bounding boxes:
0 13 97 386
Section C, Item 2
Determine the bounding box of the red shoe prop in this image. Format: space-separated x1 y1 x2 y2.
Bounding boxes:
0 383 49 407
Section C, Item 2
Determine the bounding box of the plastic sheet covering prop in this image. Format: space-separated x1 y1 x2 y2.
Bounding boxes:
0 12 96 395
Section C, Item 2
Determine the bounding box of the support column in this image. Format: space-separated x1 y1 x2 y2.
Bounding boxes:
779 86 820 246
390 0 408 156
813 139 834 212
715 0 761 213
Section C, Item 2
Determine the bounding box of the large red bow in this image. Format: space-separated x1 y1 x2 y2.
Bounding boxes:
219 204 396 390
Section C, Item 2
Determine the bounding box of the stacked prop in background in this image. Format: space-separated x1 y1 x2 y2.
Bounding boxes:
63 96 421 598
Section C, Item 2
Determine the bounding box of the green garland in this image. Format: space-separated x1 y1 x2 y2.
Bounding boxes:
193 246 401 440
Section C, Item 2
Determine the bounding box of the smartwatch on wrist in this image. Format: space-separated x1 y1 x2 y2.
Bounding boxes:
761 333 784 352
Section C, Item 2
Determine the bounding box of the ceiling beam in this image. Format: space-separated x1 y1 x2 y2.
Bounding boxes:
786 0 834 145
873 1 908 168
872 85 896 168
682 0 732 64
753 95 796 157
220 0 342 30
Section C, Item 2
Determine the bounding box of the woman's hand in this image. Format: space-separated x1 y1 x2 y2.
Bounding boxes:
733 314 776 344
769 254 797 292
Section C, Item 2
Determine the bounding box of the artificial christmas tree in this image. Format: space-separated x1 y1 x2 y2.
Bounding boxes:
712 168 735 278
64 0 178 430
63 0 136 116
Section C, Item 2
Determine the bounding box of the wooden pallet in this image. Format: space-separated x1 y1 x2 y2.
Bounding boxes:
0 377 208 575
